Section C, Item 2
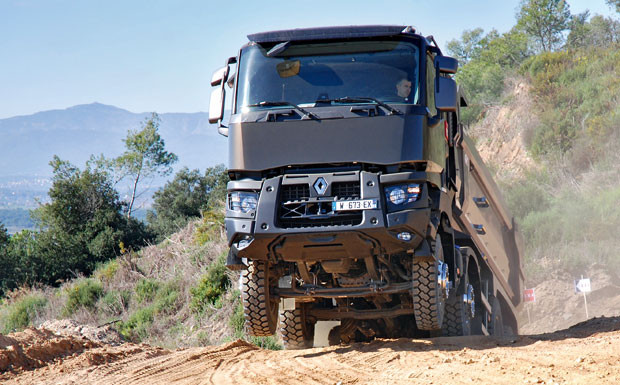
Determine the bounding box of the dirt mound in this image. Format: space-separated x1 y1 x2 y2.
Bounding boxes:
3 319 620 384
0 327 100 373
519 267 620 334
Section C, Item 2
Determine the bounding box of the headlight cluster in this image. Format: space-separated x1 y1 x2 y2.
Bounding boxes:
229 191 258 213
384 183 421 206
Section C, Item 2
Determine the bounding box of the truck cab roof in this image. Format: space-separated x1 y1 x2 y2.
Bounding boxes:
247 25 416 44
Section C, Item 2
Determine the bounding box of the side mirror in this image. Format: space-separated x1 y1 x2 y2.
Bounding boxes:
208 57 237 135
435 77 458 112
211 66 228 86
435 56 458 74
209 87 224 124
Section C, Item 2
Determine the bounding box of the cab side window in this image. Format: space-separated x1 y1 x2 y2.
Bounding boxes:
426 53 437 116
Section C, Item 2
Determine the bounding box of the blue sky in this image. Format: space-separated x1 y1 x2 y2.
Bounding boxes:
0 0 616 119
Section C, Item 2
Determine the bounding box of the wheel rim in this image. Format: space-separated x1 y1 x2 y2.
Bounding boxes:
463 283 475 319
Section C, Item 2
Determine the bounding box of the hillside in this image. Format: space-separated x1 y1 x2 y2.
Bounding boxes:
0 217 249 349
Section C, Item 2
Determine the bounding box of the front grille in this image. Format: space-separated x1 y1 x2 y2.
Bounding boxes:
278 181 363 228
281 184 310 202
332 182 360 198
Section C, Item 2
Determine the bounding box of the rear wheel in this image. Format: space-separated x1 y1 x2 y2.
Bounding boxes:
280 303 315 349
442 280 475 336
412 234 448 331
241 260 278 336
328 320 357 345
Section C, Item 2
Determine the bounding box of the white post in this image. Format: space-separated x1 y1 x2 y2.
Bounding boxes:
526 304 531 324
581 275 589 319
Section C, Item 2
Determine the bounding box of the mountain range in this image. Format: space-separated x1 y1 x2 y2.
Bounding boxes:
0 102 228 177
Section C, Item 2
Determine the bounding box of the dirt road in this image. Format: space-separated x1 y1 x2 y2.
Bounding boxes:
2 317 620 384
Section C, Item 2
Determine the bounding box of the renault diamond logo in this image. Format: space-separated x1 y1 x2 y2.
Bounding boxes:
313 177 328 195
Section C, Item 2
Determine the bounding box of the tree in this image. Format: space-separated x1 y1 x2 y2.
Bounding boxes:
566 11 592 48
607 0 620 14
0 223 12 293
147 165 228 240
446 28 487 64
114 113 178 217
567 13 620 49
480 29 531 68
517 0 571 52
27 157 150 286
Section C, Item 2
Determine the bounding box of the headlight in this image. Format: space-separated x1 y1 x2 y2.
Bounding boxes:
384 183 421 205
229 191 259 213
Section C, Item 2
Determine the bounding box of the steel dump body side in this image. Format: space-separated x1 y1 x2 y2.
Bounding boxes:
455 135 524 309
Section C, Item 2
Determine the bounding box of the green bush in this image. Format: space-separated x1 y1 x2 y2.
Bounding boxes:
190 253 230 312
119 305 156 341
119 280 180 342
133 279 179 312
194 208 225 245
502 171 551 221
134 278 161 303
0 294 47 333
93 260 119 282
153 281 180 313
99 289 130 316
520 47 620 160
64 279 103 315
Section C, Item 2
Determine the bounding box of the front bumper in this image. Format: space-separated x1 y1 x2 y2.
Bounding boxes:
225 171 433 262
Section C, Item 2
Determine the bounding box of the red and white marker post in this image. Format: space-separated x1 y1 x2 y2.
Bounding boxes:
523 288 536 323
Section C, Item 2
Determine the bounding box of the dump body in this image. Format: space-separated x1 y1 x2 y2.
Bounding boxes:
455 136 525 312
211 25 524 344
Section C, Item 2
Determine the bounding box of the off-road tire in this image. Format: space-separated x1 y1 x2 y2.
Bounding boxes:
412 235 445 331
442 291 471 336
241 260 278 336
280 304 315 349
327 320 357 345
488 296 504 337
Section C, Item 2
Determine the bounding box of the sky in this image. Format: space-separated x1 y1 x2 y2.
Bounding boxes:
0 0 616 119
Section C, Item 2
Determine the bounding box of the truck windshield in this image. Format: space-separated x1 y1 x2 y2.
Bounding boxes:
235 40 420 113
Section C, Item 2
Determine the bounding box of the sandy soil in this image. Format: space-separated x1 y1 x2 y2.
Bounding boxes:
2 316 620 385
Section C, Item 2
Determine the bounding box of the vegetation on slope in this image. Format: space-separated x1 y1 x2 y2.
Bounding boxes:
448 1 620 282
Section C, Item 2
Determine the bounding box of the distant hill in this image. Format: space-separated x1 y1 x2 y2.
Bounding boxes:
0 103 228 177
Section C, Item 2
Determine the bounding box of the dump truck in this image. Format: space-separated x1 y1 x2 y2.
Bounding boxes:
208 25 525 349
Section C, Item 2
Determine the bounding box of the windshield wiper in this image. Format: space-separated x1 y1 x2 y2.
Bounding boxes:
247 101 319 120
333 97 402 115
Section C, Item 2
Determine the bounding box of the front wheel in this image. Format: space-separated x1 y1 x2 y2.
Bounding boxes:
412 234 448 331
241 260 278 336
280 303 315 349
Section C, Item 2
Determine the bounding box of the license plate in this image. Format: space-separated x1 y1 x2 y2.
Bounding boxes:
332 199 377 211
